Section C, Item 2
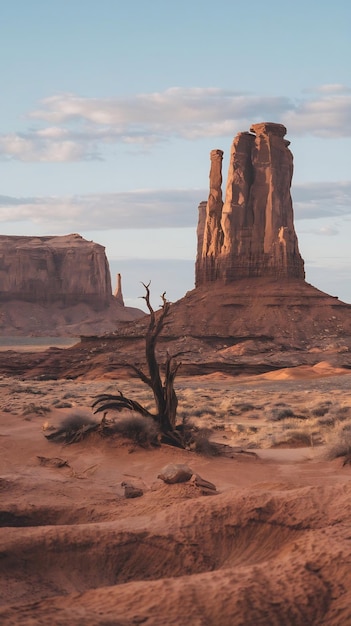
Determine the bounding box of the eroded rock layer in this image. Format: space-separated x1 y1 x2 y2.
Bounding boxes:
0 234 112 308
196 123 305 285
0 234 144 335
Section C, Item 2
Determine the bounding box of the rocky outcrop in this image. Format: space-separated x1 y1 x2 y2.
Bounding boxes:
113 273 124 306
196 123 305 285
0 234 112 309
0 234 144 335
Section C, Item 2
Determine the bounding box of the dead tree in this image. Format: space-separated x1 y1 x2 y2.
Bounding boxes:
93 282 184 447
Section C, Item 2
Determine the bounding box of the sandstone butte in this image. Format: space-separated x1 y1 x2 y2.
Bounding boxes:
91 122 350 377
0 233 143 336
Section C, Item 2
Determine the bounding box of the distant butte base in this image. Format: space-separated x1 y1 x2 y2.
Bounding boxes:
1 278 350 380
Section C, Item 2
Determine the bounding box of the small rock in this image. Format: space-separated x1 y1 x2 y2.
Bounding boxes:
124 484 144 499
157 463 193 484
36 456 70 468
193 474 217 492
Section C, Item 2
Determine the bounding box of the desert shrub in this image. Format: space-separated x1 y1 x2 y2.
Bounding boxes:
270 407 295 421
107 413 159 446
317 416 336 427
311 401 332 417
237 403 257 412
334 406 351 421
43 410 99 444
12 385 44 395
272 430 312 448
58 411 97 431
192 407 217 417
23 403 51 416
190 427 222 456
326 430 351 462
53 401 73 409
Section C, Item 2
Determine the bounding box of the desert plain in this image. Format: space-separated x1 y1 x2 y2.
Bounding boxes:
1 342 351 625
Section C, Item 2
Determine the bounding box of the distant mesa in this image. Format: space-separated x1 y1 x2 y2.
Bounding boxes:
0 233 112 308
0 233 143 336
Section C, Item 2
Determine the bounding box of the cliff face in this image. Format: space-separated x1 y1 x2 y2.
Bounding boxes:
196 123 305 285
0 234 112 309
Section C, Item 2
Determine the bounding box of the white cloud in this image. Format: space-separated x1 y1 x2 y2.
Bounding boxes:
0 189 203 231
283 94 351 137
0 133 92 162
1 181 350 232
304 84 351 95
292 181 351 219
298 224 339 236
0 85 350 162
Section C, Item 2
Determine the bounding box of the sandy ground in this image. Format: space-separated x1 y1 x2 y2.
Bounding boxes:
1 365 351 625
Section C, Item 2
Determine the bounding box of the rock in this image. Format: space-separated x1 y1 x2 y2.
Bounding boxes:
157 463 193 484
192 474 218 495
36 456 70 468
0 233 112 308
195 150 224 283
196 122 305 285
0 233 144 335
123 484 144 499
113 273 125 305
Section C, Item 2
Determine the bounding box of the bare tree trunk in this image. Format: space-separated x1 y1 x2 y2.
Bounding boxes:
142 283 180 434
94 283 183 447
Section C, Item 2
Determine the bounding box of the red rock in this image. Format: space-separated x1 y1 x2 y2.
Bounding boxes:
196 123 304 285
0 233 144 335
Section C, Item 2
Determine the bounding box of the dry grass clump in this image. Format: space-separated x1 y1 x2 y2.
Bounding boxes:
326 429 351 463
23 403 51 416
43 408 160 447
105 413 159 446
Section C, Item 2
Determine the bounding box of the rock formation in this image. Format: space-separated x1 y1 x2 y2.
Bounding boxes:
113 273 124 306
196 123 305 285
0 233 144 335
0 234 112 309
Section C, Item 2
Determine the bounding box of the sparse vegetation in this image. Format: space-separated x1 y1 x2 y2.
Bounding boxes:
326 430 351 464
93 283 184 447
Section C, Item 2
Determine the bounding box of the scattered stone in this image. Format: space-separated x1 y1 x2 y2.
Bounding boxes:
36 456 70 468
193 474 217 492
157 463 193 484
123 484 144 498
190 474 218 496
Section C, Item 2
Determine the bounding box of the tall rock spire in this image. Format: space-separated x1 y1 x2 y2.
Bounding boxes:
196 123 305 286
113 273 125 306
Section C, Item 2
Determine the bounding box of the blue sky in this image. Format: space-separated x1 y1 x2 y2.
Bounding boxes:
1 0 351 308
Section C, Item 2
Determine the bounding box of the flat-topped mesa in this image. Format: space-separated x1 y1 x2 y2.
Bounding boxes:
196 122 305 285
0 233 113 309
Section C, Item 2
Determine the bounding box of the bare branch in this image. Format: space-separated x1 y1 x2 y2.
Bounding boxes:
141 281 154 316
127 364 153 388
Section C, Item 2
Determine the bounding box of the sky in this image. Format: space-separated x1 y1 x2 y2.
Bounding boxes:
1 0 351 310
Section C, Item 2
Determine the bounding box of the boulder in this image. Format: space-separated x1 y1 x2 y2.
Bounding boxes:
157 463 193 484
123 484 144 499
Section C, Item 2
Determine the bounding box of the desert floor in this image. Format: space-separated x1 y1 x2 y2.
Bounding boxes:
1 360 351 625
